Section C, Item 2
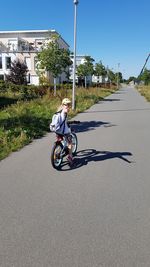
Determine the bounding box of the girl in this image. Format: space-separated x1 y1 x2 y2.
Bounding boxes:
52 98 74 165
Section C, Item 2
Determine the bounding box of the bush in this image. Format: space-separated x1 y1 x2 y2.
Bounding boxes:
0 81 7 93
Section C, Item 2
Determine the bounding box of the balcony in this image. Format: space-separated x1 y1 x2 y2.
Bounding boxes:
0 40 43 53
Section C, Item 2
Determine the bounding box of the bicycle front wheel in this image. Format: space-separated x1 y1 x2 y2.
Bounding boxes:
51 142 63 169
71 133 78 155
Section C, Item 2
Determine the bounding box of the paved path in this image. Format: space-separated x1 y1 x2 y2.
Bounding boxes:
0 86 150 267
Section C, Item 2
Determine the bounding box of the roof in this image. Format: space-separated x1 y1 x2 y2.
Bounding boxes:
0 29 56 34
0 29 69 47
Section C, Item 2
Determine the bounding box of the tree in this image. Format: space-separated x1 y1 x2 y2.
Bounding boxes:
107 69 116 83
115 72 123 84
76 64 87 87
6 59 28 85
76 56 94 88
37 36 72 95
94 61 107 83
139 68 150 85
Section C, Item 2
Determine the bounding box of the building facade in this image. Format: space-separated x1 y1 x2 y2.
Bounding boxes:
0 30 69 85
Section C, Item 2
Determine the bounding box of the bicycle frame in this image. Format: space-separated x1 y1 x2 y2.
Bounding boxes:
55 134 69 157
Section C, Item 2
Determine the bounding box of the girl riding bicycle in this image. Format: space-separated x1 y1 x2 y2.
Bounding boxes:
51 98 74 165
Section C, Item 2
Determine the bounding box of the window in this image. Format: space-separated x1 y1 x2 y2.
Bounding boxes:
35 39 44 47
0 57 2 69
34 56 38 71
7 39 18 51
27 73 30 84
6 57 11 69
25 57 31 71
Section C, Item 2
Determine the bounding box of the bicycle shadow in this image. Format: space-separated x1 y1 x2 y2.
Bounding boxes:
61 149 133 171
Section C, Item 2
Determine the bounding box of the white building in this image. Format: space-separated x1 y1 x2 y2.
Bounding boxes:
92 74 106 84
0 29 69 85
70 55 92 85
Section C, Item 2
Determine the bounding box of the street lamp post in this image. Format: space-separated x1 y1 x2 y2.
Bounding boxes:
72 0 79 110
117 63 120 89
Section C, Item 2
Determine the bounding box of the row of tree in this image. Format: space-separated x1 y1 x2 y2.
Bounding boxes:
76 56 123 87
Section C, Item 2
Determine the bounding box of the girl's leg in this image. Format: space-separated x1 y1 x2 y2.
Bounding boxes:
67 135 74 164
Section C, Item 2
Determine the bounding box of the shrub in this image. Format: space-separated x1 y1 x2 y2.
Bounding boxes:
0 80 7 93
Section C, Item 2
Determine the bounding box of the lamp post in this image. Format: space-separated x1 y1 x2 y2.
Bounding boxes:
117 63 120 89
72 0 79 110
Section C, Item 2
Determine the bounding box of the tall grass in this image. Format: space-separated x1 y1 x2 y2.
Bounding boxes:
0 86 117 160
137 85 150 102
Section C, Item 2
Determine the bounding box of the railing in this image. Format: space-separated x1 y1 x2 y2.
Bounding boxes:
0 45 42 53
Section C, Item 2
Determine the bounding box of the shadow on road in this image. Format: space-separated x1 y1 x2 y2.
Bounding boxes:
83 108 150 114
72 120 116 133
101 98 121 102
61 149 133 171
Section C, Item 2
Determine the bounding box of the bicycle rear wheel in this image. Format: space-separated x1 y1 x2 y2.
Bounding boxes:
51 142 63 169
71 133 78 155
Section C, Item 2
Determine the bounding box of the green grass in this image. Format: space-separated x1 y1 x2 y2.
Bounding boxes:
0 86 117 160
137 85 150 102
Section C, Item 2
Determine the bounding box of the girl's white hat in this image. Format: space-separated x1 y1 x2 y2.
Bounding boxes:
62 98 71 105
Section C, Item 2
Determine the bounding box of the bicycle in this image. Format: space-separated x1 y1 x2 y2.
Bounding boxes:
51 121 80 170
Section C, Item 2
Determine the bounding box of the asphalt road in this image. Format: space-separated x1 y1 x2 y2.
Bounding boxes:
0 86 150 267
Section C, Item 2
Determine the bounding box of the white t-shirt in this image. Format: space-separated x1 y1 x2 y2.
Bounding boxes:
52 110 71 135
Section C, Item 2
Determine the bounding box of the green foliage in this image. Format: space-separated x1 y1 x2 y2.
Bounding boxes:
0 81 73 109
37 37 72 95
0 97 56 160
138 68 150 85
107 69 116 82
0 80 7 93
94 61 107 77
76 64 87 77
0 83 49 108
77 56 94 77
37 39 72 79
39 74 51 86
84 56 95 75
115 72 123 83
76 56 94 87
6 59 28 85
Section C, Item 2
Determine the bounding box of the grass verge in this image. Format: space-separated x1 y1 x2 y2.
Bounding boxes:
137 85 150 102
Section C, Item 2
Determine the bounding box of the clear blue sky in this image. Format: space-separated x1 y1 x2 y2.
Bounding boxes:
1 0 150 79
